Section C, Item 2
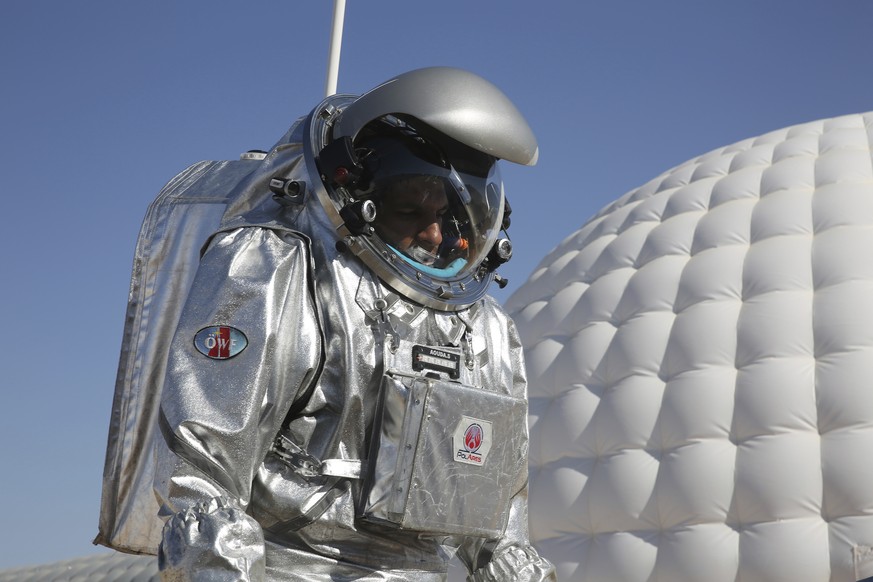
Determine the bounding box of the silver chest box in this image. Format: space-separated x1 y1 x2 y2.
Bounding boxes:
361 373 528 538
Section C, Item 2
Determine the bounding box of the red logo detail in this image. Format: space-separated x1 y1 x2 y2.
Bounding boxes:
464 424 483 452
208 327 231 359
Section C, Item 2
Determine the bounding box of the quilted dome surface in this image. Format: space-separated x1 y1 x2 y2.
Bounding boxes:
506 112 873 582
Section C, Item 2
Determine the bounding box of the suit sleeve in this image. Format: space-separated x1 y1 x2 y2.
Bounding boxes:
153 227 322 581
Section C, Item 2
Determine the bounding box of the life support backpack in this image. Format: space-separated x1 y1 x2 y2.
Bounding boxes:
95 121 305 555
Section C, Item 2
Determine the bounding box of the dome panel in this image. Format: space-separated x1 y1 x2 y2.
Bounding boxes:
653 440 736 527
613 255 685 321
589 375 665 453
733 431 823 523
815 348 873 432
654 163 696 193
772 134 819 162
813 281 873 352
689 198 754 254
592 311 674 386
819 122 870 152
733 357 817 438
523 336 569 396
728 142 776 172
710 165 765 207
533 385 602 462
582 224 652 283
621 189 672 228
812 183 873 231
519 282 589 340
735 292 814 366
760 155 816 196
815 149 873 187
580 532 657 582
553 322 617 388
529 459 594 539
675 246 745 309
662 299 741 376
661 178 716 219
689 154 734 182
655 367 736 445
654 523 739 582
812 229 873 288
583 449 660 532
742 235 813 295
635 212 700 267
563 269 631 329
821 429 873 518
738 519 830 582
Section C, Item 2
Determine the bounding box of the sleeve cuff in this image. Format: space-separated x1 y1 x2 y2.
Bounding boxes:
159 497 265 581
467 544 556 582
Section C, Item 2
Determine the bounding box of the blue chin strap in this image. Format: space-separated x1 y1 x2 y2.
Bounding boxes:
388 244 468 277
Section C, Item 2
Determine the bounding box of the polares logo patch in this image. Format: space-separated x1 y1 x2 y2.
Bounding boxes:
194 326 247 360
453 415 493 466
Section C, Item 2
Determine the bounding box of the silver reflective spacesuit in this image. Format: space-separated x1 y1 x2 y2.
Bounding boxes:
97 67 555 582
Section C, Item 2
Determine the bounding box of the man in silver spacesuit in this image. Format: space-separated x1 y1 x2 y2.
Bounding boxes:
113 67 554 581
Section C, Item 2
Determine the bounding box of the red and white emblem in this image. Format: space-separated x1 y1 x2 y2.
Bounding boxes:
453 416 492 466
194 326 248 360
464 423 483 452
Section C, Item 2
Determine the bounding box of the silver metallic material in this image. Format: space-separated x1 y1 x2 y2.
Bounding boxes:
334 67 539 166
362 374 528 537
97 72 554 581
469 546 557 582
96 156 276 555
494 238 513 262
159 497 266 581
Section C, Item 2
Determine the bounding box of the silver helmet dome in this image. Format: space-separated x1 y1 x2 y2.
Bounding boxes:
303 67 537 311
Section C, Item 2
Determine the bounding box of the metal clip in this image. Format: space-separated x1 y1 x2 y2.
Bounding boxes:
273 434 323 477
374 297 398 353
462 329 475 370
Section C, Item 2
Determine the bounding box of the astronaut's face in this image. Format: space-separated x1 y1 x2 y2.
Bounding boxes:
375 176 449 265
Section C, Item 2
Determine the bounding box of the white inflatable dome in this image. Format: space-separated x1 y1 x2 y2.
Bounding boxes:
507 112 873 582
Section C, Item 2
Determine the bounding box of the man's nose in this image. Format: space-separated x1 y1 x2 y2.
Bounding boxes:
418 220 443 247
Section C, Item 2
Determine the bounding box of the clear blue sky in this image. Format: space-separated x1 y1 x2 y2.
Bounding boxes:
1 0 872 570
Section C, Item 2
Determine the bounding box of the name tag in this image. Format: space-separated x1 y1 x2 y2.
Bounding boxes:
412 345 460 379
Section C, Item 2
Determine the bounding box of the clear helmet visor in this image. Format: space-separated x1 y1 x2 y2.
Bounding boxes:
352 131 503 279
371 166 502 278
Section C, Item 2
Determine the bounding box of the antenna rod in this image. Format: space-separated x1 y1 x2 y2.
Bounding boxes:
325 0 347 97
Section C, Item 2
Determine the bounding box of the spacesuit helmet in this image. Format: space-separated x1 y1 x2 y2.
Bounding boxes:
304 67 537 311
